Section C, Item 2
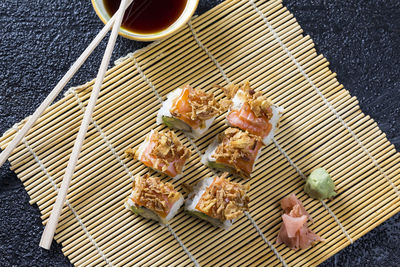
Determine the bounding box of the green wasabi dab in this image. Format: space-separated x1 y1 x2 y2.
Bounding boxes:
304 168 337 200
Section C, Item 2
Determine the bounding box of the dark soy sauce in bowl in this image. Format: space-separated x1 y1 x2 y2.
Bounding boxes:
104 0 187 34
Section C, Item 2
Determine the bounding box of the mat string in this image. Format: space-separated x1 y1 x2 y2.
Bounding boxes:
249 0 400 199
132 24 285 265
188 15 353 246
69 89 135 181
187 20 288 265
20 135 113 266
3 0 399 265
42 84 197 266
166 225 200 267
70 79 199 267
133 57 163 103
273 140 353 244
185 127 282 265
187 22 230 85
245 212 288 267
133 56 201 267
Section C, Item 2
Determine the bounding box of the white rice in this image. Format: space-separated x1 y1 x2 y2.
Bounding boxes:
185 177 233 229
135 130 153 161
192 117 215 139
165 195 184 222
263 104 284 145
185 177 214 211
156 88 183 125
156 87 215 139
201 137 219 166
231 90 246 110
227 89 284 145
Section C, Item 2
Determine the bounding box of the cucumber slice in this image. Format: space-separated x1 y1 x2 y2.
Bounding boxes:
162 116 192 132
186 210 232 229
207 161 239 175
129 205 144 216
207 161 228 170
129 205 164 223
188 210 209 220
187 210 224 227
207 160 250 179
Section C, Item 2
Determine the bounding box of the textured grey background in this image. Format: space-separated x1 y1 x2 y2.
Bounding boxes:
0 0 399 266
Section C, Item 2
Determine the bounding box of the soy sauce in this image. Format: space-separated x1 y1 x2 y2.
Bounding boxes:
104 0 187 34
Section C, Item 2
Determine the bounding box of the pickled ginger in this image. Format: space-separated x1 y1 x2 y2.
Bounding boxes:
277 194 323 250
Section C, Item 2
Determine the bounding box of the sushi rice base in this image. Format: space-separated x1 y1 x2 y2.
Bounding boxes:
125 191 184 225
229 89 284 145
156 87 215 138
185 177 233 229
136 130 184 179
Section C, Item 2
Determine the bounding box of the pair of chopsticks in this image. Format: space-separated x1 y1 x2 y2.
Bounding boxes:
0 0 132 250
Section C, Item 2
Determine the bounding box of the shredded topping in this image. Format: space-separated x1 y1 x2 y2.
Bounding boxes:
220 81 273 119
150 130 190 173
131 174 181 216
126 130 191 174
196 173 250 221
171 85 229 126
125 148 139 159
213 128 261 173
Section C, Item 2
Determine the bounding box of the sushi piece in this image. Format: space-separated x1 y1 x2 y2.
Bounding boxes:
157 85 227 138
276 194 323 250
185 173 250 229
126 129 191 179
304 168 337 200
202 127 263 179
125 174 184 224
221 81 283 145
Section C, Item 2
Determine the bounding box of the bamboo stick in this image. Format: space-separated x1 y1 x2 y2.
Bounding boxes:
39 0 131 249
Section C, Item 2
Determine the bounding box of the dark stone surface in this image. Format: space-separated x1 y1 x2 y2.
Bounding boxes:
0 0 399 266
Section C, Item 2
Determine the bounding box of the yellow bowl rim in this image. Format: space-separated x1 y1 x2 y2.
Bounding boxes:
91 0 199 41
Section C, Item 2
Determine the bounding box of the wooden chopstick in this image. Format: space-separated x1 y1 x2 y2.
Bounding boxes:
0 2 132 168
39 0 131 250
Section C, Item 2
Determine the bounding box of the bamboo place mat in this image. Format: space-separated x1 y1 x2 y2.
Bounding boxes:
1 0 400 266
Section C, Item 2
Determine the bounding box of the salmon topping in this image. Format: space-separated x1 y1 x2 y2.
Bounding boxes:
170 85 228 129
126 130 191 177
227 102 272 137
212 128 262 177
195 173 250 220
221 81 274 138
131 174 181 218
